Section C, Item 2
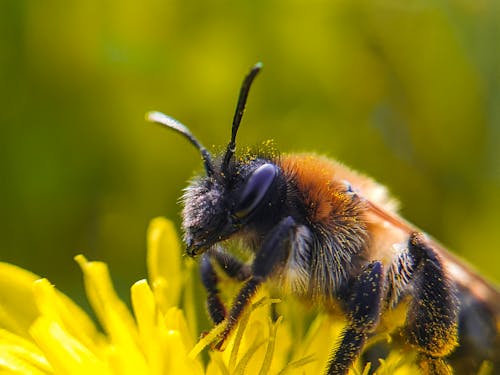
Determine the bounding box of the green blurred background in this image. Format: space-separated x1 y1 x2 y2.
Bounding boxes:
1 0 499 306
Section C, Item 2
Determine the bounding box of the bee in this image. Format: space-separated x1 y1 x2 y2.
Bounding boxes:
147 63 500 375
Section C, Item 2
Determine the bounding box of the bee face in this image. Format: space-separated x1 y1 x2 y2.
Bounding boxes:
182 158 284 256
181 174 228 256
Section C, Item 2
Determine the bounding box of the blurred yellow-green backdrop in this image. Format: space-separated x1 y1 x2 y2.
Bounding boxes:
1 0 499 307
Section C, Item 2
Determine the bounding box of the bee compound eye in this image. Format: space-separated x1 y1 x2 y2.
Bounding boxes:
234 163 278 219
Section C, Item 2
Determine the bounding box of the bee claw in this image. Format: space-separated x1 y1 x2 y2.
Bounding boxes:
211 336 227 351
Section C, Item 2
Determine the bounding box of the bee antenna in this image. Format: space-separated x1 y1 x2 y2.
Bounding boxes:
222 62 263 172
146 111 215 177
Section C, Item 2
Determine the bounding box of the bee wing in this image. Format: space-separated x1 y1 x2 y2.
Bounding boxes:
363 198 500 315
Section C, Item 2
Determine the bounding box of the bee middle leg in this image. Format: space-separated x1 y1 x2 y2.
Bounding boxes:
326 261 384 375
213 216 296 349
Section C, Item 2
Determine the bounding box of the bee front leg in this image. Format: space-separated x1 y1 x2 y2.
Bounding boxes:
326 261 384 375
200 247 252 324
404 233 459 375
213 216 296 350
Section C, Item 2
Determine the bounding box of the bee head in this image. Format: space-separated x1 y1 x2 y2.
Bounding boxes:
181 157 282 256
148 63 283 256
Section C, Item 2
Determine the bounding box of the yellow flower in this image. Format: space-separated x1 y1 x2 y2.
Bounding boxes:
0 217 418 374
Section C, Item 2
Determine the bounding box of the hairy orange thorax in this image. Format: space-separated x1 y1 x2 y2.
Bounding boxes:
280 154 361 225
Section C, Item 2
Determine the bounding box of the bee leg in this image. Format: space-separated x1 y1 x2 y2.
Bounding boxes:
200 248 251 324
326 261 384 375
200 253 227 324
210 246 253 281
404 232 459 375
214 216 296 350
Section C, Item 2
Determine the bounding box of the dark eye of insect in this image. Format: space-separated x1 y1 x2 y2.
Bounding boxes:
234 163 277 219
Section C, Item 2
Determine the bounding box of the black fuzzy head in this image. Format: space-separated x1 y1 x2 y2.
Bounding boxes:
182 155 286 256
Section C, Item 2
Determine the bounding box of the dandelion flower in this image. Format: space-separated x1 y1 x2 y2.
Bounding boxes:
0 218 418 374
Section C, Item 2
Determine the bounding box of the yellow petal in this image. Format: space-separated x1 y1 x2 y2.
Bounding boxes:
227 308 252 371
0 328 52 374
206 352 229 375
147 218 182 310
164 307 205 373
163 307 197 353
257 316 282 375
74 256 137 338
375 350 419 375
292 314 344 374
271 316 292 372
74 255 149 374
131 280 166 375
29 317 110 375
230 311 270 375
180 258 199 340
162 328 204 375
0 347 49 374
32 279 102 354
188 322 225 361
0 263 40 338
232 339 266 375
226 293 278 371
103 341 149 375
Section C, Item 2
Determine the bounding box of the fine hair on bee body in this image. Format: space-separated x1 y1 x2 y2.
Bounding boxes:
147 63 500 375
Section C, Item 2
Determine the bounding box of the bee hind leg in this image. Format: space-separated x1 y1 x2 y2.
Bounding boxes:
404 233 459 375
326 261 384 375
